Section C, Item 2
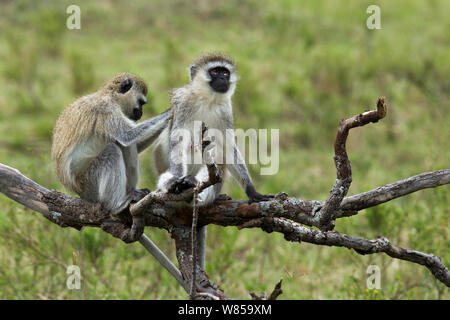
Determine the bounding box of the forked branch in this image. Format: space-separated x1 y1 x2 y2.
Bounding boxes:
0 97 449 299
317 97 387 231
239 217 450 286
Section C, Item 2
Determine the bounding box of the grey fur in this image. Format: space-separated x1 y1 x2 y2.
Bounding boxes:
52 73 171 215
154 54 272 269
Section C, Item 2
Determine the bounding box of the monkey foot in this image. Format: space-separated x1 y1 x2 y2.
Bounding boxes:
101 214 145 244
248 193 275 203
217 194 232 201
121 214 145 243
131 188 150 203
167 175 198 194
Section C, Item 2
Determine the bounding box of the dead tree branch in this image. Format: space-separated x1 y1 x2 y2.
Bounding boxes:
239 218 450 286
1 97 449 298
172 226 229 300
317 97 387 231
339 170 450 214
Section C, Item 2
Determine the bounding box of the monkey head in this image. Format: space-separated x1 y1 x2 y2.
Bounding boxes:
105 73 148 121
189 53 238 95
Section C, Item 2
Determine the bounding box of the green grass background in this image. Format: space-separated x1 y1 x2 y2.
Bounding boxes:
0 0 448 299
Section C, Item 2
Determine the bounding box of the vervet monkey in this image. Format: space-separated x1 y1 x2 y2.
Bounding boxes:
52 72 171 221
51 73 189 286
154 53 273 268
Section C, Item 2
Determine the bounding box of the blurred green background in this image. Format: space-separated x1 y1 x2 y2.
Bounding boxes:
0 0 448 299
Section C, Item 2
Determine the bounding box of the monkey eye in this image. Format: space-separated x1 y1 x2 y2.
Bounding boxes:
209 67 230 79
119 78 133 94
209 68 218 77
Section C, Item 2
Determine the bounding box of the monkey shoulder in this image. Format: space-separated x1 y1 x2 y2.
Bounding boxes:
171 98 196 125
170 86 195 110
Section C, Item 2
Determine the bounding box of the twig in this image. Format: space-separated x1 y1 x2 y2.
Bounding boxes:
268 279 284 300
338 170 450 214
239 217 450 286
130 162 223 216
250 279 283 300
1 162 449 291
173 227 229 300
317 97 387 231
190 185 199 299
193 292 220 300
1 97 449 297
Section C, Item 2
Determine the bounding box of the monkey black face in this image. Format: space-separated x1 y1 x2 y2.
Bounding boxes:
131 96 147 121
118 78 147 121
208 67 230 93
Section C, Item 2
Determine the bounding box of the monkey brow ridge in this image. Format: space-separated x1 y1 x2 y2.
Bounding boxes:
193 53 235 68
103 73 148 95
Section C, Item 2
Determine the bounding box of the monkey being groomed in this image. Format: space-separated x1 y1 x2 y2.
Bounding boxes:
154 53 273 268
51 73 171 242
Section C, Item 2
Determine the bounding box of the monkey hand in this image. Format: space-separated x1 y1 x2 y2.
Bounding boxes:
217 194 232 201
100 215 144 244
121 213 145 243
167 175 198 194
130 188 150 203
246 185 275 203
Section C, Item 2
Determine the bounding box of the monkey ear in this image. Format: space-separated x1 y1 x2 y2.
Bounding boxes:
189 65 196 81
119 78 133 94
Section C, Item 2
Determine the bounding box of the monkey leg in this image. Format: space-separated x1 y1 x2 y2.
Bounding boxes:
195 165 223 206
194 169 224 270
82 144 145 243
84 143 131 214
79 144 127 212
195 185 220 270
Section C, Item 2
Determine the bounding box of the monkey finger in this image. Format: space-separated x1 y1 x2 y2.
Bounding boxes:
217 194 232 201
248 193 275 203
168 175 197 194
130 189 150 203
129 216 145 242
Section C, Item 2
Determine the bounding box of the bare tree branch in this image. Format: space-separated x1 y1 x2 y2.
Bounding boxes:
190 186 199 299
172 227 229 300
317 97 387 231
1 163 449 295
239 217 450 286
338 169 450 214
250 279 283 300
1 97 449 298
1 161 449 292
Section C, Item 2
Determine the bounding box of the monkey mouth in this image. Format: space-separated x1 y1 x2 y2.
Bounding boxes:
210 82 230 93
132 107 143 121
214 85 229 93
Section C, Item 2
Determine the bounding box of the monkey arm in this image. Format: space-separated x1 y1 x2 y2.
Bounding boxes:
165 110 198 179
115 109 171 148
227 145 254 191
137 109 173 153
156 124 194 192
227 144 273 203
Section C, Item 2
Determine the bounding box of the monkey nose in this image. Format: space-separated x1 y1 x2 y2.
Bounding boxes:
138 97 147 106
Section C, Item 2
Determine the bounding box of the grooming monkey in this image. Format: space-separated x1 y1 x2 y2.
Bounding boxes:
52 73 171 241
154 53 273 267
